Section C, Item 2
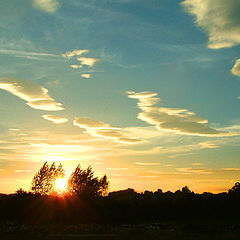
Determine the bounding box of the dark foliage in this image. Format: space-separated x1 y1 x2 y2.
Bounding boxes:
68 165 109 197
31 162 65 195
0 182 240 226
30 162 109 198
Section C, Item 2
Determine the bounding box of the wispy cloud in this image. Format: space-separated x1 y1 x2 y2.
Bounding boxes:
200 142 218 149
121 126 164 140
77 57 100 67
14 170 32 173
127 91 160 109
0 77 63 111
0 49 58 60
62 50 88 58
33 0 60 13
231 58 240 77
73 117 143 144
88 129 143 144
62 50 100 69
81 74 91 79
176 168 213 175
42 115 68 124
135 162 161 166
217 123 240 132
182 0 240 49
127 91 231 136
8 128 20 132
221 168 240 171
73 117 115 130
70 65 83 69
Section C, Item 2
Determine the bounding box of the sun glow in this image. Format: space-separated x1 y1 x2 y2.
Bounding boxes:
55 178 68 194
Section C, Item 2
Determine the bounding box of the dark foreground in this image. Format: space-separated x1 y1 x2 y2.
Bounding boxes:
1 220 240 240
1 184 240 239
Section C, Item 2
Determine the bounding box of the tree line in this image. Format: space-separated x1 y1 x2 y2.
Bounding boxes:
0 162 240 224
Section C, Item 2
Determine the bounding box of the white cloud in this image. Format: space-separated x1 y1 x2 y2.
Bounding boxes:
62 50 99 69
62 50 88 58
135 162 161 166
182 0 240 49
221 168 240 171
42 115 68 124
77 57 100 67
127 91 160 109
176 168 213 174
70 65 83 69
27 100 63 111
200 142 218 149
128 91 231 136
0 77 63 111
88 129 143 144
14 170 32 173
0 49 58 59
121 126 164 140
8 128 20 132
73 117 114 129
33 0 60 13
73 117 142 144
231 58 240 77
218 123 240 132
81 74 91 79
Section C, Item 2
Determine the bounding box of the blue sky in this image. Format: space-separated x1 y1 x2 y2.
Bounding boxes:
0 0 240 193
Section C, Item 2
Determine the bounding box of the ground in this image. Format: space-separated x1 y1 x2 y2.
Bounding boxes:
1 220 240 240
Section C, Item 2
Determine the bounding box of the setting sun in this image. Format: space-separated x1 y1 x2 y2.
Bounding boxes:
55 178 68 194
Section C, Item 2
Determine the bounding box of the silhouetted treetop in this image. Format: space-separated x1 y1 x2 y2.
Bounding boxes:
15 188 28 195
31 162 65 195
68 165 109 197
229 182 240 193
181 186 193 194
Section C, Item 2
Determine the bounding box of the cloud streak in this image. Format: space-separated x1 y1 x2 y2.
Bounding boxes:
62 50 88 58
135 162 161 166
127 91 231 136
0 77 63 111
81 74 91 79
62 49 100 69
33 0 60 13
200 142 218 149
176 167 213 175
77 57 100 67
231 58 240 77
221 168 240 171
182 0 240 49
42 115 68 124
0 49 58 59
70 65 83 69
73 117 143 144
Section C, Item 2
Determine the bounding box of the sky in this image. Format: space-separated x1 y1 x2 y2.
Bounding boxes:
1 0 240 194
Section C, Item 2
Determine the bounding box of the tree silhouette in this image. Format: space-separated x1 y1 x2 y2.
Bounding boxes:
181 186 193 194
31 162 65 195
229 182 240 193
15 188 28 195
68 165 109 197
